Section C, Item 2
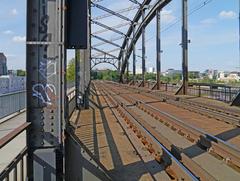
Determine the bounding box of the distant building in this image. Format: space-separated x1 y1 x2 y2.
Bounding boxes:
189 71 200 79
0 75 26 94
217 71 240 82
203 69 218 79
165 69 182 76
0 53 8 76
8 70 17 76
148 67 155 73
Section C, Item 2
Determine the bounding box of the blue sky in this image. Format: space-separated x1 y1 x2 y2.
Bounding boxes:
0 0 239 72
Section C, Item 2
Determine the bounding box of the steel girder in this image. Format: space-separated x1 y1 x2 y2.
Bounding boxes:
92 36 124 48
91 58 118 70
91 20 127 36
91 34 122 48
91 2 133 22
119 0 172 82
92 47 118 59
118 0 152 61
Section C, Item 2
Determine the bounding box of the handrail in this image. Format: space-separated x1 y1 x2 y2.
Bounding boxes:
0 90 26 97
0 122 31 149
0 147 28 180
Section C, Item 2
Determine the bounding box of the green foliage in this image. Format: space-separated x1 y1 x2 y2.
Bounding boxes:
67 58 75 81
17 69 26 76
91 70 119 81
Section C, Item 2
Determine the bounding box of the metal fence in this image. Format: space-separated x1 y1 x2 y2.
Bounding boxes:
188 84 240 103
144 81 240 103
0 91 26 119
0 89 76 180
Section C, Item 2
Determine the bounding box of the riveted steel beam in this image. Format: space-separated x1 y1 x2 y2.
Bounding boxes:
26 0 66 180
119 0 172 82
92 47 118 59
92 22 130 35
92 36 124 48
91 34 122 48
91 20 127 36
92 5 139 21
91 3 133 22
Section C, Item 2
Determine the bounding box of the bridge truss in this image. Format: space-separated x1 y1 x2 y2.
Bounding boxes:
1 0 240 181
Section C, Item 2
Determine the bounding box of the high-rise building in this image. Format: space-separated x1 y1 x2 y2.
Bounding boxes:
0 53 8 76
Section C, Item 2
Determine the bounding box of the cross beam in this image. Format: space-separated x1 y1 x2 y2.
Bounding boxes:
92 6 139 21
92 47 118 59
91 20 126 36
91 34 122 48
92 36 124 47
92 3 133 22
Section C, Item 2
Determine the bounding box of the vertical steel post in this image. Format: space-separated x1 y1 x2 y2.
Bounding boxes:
133 25 136 83
182 0 188 95
26 0 65 180
122 50 125 81
126 38 129 83
142 8 146 87
75 50 80 109
239 0 240 72
156 9 161 90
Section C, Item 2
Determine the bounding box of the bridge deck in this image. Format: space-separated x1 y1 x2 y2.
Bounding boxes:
69 88 170 180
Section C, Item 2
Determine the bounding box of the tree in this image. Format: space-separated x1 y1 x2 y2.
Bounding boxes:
17 69 26 76
67 58 75 81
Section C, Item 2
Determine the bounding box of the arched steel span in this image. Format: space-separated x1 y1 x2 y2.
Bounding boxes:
90 0 169 79
91 58 118 70
119 0 172 82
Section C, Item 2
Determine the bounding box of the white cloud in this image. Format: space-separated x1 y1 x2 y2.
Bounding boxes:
2 30 14 35
219 10 237 19
12 36 26 43
162 9 176 24
200 18 217 25
10 8 18 16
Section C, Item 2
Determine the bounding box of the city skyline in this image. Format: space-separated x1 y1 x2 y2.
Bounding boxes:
0 0 240 72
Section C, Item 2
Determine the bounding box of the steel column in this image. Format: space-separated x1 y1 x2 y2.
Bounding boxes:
26 0 65 180
126 38 129 83
182 0 188 95
156 9 161 90
133 25 136 83
118 58 121 73
121 50 125 81
142 8 146 87
75 50 80 109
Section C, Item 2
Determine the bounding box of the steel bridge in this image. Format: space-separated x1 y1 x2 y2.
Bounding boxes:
1 0 240 180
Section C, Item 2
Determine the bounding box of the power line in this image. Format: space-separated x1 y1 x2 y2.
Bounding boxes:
146 0 214 42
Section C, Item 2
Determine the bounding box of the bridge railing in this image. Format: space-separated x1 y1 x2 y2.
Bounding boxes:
0 91 26 119
0 122 30 180
0 89 76 180
0 82 76 120
143 80 240 103
187 83 240 102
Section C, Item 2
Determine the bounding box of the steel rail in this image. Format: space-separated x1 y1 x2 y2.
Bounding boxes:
120 83 240 126
96 83 199 181
106 82 240 170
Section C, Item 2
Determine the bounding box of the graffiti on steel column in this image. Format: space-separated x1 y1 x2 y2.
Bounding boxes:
32 1 57 106
32 84 56 105
39 57 57 79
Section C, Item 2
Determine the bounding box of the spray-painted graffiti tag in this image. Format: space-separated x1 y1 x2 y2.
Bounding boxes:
32 84 56 105
32 1 58 106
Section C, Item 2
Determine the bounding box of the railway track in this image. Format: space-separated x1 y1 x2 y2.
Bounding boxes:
119 82 240 127
94 81 240 181
94 83 200 181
